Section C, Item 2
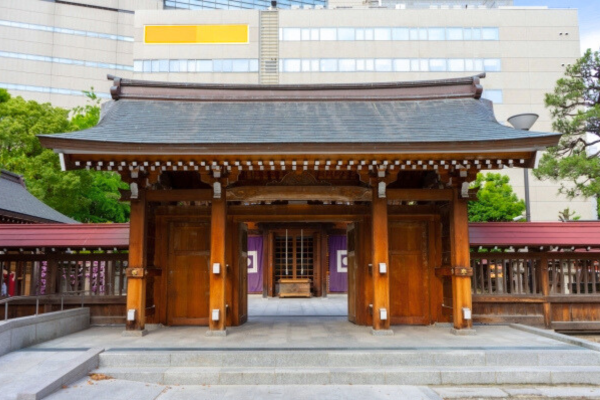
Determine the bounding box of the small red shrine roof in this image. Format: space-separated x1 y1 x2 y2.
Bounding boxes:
1 222 600 250
0 223 129 249
469 222 600 248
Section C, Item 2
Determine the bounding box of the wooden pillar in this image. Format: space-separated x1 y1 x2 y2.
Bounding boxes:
126 189 147 332
372 189 390 331
540 253 551 328
450 187 473 330
209 183 227 332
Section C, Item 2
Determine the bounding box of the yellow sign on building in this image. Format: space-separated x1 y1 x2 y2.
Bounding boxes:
144 25 249 44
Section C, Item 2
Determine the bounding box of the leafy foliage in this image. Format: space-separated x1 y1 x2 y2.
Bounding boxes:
534 49 600 199
468 173 526 222
0 89 129 222
558 207 581 222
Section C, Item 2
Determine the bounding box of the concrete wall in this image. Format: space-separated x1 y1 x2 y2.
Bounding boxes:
0 308 90 357
0 0 161 108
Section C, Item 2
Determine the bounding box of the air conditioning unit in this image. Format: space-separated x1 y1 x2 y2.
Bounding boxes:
303 5 312 9
395 3 406 9
291 5 300 9
315 4 324 9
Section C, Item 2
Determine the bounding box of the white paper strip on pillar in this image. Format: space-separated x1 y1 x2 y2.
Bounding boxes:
212 263 221 274
379 308 388 321
461 181 470 198
130 182 139 199
378 181 386 198
213 181 222 198
211 309 220 321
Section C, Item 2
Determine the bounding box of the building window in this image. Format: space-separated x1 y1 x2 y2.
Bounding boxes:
481 89 503 103
278 58 501 73
134 58 260 73
281 26 499 42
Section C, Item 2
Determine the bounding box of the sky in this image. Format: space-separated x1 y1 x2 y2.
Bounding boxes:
513 0 600 54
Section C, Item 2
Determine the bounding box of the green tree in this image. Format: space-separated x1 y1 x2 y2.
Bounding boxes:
0 89 129 222
468 173 526 222
534 49 600 199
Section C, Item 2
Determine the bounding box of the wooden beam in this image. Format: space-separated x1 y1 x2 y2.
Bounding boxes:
146 189 212 202
450 187 473 330
228 204 369 219
227 186 372 202
209 183 227 332
387 189 453 202
126 189 147 332
372 186 390 331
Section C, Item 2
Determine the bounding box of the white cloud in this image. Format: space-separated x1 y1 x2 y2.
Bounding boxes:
580 30 600 55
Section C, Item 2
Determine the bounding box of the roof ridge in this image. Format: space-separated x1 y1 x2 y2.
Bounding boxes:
107 73 485 102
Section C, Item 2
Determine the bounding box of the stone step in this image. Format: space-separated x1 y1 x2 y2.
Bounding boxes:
98 350 600 369
93 365 600 386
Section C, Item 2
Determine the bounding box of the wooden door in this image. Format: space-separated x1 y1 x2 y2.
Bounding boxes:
237 223 248 324
389 221 430 325
167 221 210 325
346 223 357 323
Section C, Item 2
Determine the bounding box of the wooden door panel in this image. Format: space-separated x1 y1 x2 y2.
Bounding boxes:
238 223 248 324
389 221 430 325
346 223 357 323
167 222 210 326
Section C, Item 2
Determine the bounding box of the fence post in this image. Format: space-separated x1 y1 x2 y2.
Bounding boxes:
61 295 64 311
4 302 7 320
540 253 551 328
36 297 39 316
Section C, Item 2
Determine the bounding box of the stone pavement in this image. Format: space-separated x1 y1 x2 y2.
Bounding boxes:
2 295 600 399
43 380 600 400
0 349 87 400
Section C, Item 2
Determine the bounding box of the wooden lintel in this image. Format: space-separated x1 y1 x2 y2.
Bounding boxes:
228 204 369 216
146 189 212 202
227 186 371 202
387 189 453 202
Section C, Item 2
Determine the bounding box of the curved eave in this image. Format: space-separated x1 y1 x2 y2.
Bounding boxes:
39 134 561 157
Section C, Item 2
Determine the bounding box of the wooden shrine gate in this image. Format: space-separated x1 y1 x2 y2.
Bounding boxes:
40 74 557 335
122 186 472 332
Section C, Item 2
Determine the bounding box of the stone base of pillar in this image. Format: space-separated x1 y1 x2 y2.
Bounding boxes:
206 329 228 337
121 329 148 337
370 328 394 336
450 328 477 336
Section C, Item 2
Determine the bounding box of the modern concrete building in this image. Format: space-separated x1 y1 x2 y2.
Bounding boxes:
0 0 595 220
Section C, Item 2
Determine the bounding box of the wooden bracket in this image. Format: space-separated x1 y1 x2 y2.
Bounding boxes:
126 267 146 279
435 266 473 277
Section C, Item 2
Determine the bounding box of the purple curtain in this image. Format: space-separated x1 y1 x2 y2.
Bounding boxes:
248 236 263 293
328 235 348 292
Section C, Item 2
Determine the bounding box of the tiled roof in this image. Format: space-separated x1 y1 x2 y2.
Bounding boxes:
0 223 127 248
39 98 557 145
0 170 78 224
469 222 600 248
1 222 598 249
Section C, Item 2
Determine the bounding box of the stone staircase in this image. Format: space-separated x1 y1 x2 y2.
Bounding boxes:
94 348 600 386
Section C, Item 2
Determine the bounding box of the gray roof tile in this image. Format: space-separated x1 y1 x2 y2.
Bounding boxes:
0 171 78 224
40 98 556 145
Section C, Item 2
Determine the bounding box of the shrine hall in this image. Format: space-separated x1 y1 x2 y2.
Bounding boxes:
39 73 560 335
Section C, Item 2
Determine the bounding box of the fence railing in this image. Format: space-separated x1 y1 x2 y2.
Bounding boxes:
471 252 600 297
0 252 129 298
